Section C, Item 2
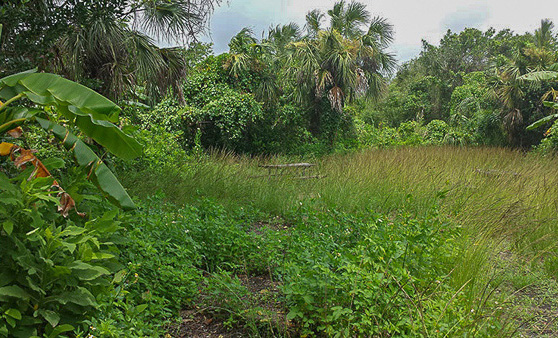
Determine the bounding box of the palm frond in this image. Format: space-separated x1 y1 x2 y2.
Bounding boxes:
305 9 325 37
366 16 394 47
138 0 220 43
343 1 370 38
328 85 345 113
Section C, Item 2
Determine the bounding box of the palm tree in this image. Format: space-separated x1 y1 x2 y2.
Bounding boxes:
225 28 282 104
285 1 395 135
267 23 302 53
225 28 259 78
491 20 558 145
4 0 221 102
490 65 525 146
534 19 556 49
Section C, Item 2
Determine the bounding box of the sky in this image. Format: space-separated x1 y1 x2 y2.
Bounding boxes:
199 0 558 63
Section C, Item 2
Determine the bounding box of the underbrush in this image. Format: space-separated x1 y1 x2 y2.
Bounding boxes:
117 145 558 336
87 192 509 336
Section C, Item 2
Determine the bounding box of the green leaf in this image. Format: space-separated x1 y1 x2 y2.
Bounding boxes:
59 226 86 237
36 118 135 210
543 101 558 109
57 287 97 307
0 107 38 135
0 72 143 160
133 304 148 314
41 158 66 171
3 221 13 235
68 261 110 281
0 172 16 193
0 72 119 121
0 286 31 300
65 106 143 160
38 309 60 327
112 270 127 284
519 70 558 82
47 324 74 338
4 309 22 320
90 252 115 260
526 114 558 130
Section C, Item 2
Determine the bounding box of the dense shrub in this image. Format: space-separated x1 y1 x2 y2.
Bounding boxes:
0 173 120 337
535 120 558 154
425 120 449 144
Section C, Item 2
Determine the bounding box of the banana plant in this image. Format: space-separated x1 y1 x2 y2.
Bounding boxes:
0 70 142 211
527 101 558 130
519 69 558 130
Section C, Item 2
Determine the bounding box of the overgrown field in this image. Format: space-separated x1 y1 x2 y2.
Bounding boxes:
110 146 558 337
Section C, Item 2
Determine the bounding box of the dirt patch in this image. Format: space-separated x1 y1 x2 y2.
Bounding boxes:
174 274 290 337
511 285 558 337
249 218 291 236
174 309 246 338
238 273 287 327
495 250 558 337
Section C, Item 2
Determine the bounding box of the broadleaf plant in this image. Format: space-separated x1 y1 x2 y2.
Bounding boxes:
0 70 142 210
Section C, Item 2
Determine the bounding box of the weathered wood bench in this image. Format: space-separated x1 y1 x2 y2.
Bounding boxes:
253 163 325 179
474 168 520 177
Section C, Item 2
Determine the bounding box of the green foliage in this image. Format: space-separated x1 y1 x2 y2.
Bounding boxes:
195 89 263 149
278 207 495 336
1 0 221 101
179 56 266 151
0 173 121 337
425 120 449 143
535 119 558 154
0 71 141 209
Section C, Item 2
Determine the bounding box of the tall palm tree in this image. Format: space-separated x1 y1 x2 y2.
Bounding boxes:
285 1 395 135
534 19 556 49
490 65 525 146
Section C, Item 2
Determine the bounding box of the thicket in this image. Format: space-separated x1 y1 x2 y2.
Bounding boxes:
119 21 558 156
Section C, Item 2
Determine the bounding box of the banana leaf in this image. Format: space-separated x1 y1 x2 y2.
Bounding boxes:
36 117 135 210
519 71 558 82
0 107 40 134
0 72 142 160
526 101 558 130
526 114 558 130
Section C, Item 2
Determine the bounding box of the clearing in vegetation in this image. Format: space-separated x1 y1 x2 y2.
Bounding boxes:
115 146 558 337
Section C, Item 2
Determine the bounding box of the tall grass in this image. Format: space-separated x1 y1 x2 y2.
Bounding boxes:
125 147 558 252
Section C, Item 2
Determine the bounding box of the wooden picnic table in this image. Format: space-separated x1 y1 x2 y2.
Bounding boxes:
255 163 324 179
259 163 315 168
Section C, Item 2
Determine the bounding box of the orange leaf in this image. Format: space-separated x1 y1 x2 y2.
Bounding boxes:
0 142 16 156
6 145 84 218
13 148 38 169
57 192 75 218
57 191 86 218
7 127 23 138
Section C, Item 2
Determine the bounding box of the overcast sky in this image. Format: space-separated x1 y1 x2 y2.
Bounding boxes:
200 0 558 63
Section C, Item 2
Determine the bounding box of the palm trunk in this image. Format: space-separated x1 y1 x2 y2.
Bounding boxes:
309 97 322 136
